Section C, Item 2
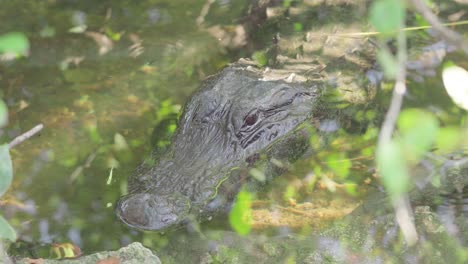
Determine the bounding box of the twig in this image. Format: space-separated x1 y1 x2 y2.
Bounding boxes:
393 196 418 245
69 150 98 183
408 0 468 54
377 32 407 150
304 20 468 38
8 123 44 149
377 26 419 246
196 0 216 26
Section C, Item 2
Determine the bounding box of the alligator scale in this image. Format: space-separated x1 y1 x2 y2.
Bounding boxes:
116 64 321 231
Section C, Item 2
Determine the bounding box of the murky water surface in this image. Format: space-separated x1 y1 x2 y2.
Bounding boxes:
1 1 466 262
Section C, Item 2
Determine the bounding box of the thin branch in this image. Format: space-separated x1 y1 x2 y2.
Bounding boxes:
196 0 216 26
8 123 44 149
304 20 468 38
377 32 407 149
393 196 418 245
408 0 468 54
377 26 419 246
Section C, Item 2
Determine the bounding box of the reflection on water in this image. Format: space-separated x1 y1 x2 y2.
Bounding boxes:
0 0 466 262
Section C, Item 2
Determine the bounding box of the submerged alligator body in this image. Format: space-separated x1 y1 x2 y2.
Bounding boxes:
116 64 321 231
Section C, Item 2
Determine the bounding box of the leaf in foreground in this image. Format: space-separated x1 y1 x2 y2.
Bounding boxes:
229 188 252 236
435 127 461 153
369 0 405 35
442 62 468 110
377 49 398 79
0 100 7 127
398 109 439 162
0 214 16 241
0 32 29 55
326 153 351 179
377 140 410 199
50 242 82 259
0 144 13 197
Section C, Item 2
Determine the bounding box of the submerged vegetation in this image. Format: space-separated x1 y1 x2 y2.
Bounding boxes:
0 0 466 262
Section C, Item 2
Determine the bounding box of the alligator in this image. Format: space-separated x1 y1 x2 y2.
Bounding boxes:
116 63 324 231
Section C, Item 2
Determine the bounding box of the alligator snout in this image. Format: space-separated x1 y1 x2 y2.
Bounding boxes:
116 192 191 231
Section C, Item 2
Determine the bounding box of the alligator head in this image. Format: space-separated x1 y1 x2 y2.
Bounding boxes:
116 65 319 231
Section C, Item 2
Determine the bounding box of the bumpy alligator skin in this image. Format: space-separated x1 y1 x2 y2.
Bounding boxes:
116 64 320 231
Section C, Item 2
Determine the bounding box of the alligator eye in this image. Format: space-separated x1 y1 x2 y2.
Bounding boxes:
244 111 258 126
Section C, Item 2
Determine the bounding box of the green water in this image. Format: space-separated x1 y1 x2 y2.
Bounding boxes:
1 0 241 254
1 1 467 263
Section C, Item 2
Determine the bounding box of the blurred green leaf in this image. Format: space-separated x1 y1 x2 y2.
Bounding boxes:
435 127 461 153
327 153 351 179
398 109 439 162
283 185 297 201
252 51 268 66
377 49 398 79
68 25 87 33
294 23 303 32
156 100 181 122
0 214 16 241
0 100 7 127
365 110 377 121
369 0 405 35
114 133 129 151
104 27 122 41
50 242 81 259
283 0 293 7
414 13 430 28
0 32 29 56
377 140 409 198
344 182 358 196
229 188 252 236
0 144 13 197
85 124 102 143
249 168 266 182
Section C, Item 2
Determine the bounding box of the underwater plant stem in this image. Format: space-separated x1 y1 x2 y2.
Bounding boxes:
8 123 43 149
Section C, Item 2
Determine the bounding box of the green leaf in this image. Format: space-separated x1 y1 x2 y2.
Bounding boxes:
249 168 266 182
85 123 102 143
327 153 351 179
114 133 129 151
377 140 409 198
344 182 358 196
398 109 439 162
0 32 29 55
283 0 293 7
229 188 252 236
369 0 405 35
293 23 303 32
283 185 297 201
435 127 461 153
0 100 7 127
377 49 398 79
68 25 87 33
0 144 13 197
252 51 268 67
0 214 16 241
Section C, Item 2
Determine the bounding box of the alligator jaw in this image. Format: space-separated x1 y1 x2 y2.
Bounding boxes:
116 192 191 231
